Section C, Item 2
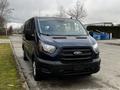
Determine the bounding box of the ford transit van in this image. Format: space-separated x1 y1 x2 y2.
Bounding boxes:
22 17 101 81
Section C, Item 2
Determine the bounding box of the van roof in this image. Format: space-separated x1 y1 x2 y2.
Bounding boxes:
25 17 78 24
34 17 75 21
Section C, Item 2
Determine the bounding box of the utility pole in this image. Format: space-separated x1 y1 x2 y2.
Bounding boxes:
39 9 41 16
5 24 7 36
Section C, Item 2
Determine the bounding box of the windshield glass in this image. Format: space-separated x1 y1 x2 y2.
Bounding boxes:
38 19 87 36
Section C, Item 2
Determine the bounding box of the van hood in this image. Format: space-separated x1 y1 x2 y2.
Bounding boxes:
40 35 96 47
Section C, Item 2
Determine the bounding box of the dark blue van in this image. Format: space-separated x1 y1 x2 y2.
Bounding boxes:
22 17 101 81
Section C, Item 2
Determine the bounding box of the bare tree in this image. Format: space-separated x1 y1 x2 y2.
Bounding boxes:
55 5 67 18
0 0 12 26
67 0 87 20
0 16 5 26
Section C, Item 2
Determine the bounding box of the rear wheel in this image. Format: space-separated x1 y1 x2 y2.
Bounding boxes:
23 51 29 61
32 60 43 81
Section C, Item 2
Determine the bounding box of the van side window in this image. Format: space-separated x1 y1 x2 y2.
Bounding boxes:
28 19 35 34
31 19 35 31
24 21 30 34
23 22 27 34
24 19 35 40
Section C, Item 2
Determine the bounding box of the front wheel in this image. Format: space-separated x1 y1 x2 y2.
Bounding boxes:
32 61 43 81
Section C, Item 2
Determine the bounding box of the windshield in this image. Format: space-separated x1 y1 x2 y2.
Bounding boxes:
38 19 87 36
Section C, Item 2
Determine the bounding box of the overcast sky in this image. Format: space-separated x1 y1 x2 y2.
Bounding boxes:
8 0 120 24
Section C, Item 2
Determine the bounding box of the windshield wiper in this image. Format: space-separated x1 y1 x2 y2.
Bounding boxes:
40 33 51 36
65 34 88 36
63 35 81 36
40 33 86 36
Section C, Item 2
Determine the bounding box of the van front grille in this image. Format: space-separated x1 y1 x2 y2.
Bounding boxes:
60 47 93 63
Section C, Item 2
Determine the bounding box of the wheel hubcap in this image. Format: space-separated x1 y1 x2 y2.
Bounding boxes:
33 61 36 76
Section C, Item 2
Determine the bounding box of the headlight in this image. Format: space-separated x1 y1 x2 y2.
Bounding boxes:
93 43 99 53
41 42 56 53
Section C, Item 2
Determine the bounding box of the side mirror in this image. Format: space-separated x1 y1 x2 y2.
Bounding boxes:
25 34 35 40
25 29 35 40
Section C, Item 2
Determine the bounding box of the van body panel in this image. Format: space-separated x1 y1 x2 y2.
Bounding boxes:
40 35 95 47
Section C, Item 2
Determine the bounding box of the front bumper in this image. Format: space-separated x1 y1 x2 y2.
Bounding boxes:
35 57 101 76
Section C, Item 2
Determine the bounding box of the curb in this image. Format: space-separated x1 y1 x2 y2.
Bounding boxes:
9 38 30 90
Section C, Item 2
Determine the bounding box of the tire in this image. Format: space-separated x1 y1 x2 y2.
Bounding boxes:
23 51 29 61
32 60 43 81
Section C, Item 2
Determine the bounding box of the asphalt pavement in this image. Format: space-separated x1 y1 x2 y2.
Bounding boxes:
10 35 120 90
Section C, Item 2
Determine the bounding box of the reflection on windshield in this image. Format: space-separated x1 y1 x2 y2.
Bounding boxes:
39 19 87 36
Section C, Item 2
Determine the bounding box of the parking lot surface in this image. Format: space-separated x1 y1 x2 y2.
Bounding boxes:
10 35 120 90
